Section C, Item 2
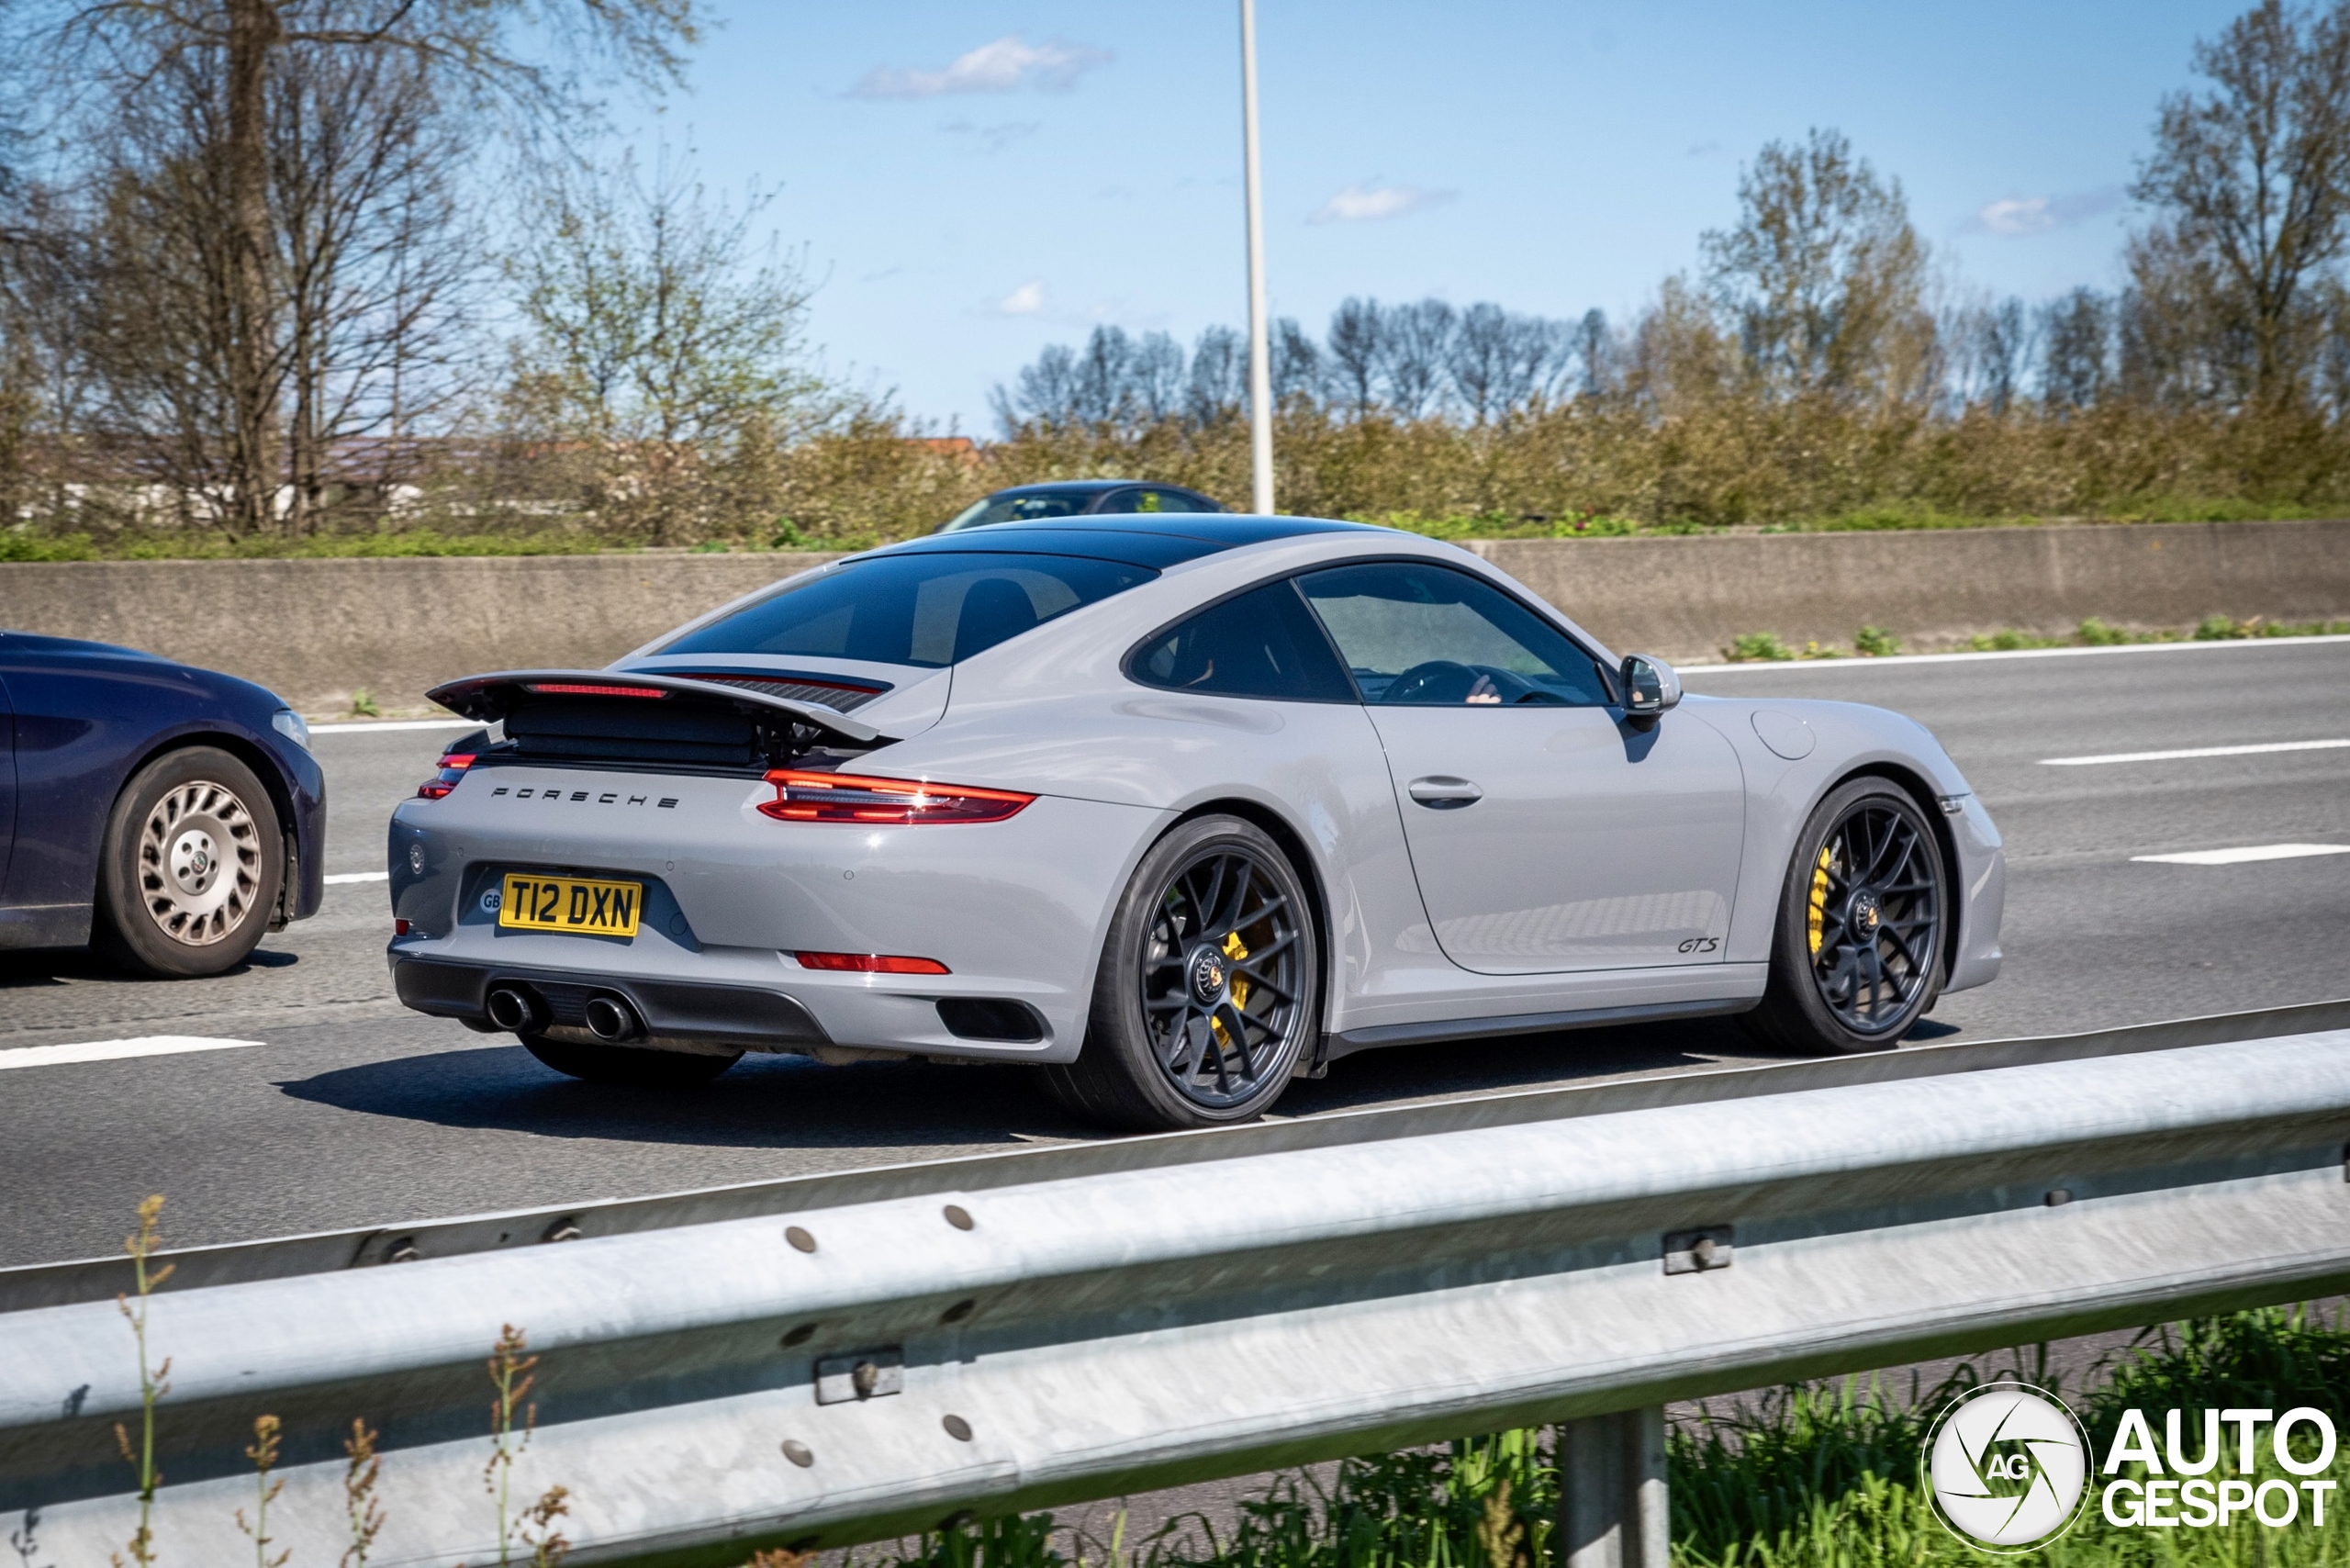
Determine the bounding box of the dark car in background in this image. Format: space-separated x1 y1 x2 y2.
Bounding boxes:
0 632 326 976
937 479 1224 532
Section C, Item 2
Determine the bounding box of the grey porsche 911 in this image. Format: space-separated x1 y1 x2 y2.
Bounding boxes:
387 515 2003 1129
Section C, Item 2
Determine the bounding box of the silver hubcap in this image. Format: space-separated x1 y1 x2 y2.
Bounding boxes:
138 780 262 946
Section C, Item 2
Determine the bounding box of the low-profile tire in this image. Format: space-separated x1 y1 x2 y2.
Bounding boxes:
1740 778 1949 1055
95 745 284 979
519 1033 742 1086
1041 814 1321 1131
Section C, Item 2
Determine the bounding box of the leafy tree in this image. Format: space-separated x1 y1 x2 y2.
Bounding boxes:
1700 128 1930 402
2132 0 2350 406
505 148 822 543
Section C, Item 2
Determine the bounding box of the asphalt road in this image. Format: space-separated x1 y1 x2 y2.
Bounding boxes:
2 638 2344 1271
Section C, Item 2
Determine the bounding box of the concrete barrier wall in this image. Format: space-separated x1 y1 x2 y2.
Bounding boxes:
0 553 839 713
2 520 2345 713
1472 517 2350 661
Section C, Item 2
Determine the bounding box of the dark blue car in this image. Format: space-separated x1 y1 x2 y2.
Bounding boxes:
0 632 326 976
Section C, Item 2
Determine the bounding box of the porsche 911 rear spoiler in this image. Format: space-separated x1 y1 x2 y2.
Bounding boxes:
428 669 887 769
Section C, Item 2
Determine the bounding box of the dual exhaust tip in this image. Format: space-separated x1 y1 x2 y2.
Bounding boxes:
486 985 642 1043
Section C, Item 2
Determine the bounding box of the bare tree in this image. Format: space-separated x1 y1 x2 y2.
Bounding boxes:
1128 330 1185 422
2041 287 2113 409
1449 303 1509 424
2132 0 2350 406
1184 324 1244 425
1571 308 1614 398
1700 128 1930 401
6 0 699 532
1381 298 1455 419
1324 297 1383 417
50 32 473 534
1270 317 1319 406
1977 297 2033 412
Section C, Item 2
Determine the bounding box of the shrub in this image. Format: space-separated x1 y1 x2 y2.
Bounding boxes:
1727 632 1796 662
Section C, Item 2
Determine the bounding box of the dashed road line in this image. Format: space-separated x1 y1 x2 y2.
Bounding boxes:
2042 738 2350 767
2132 844 2350 867
0 1036 263 1070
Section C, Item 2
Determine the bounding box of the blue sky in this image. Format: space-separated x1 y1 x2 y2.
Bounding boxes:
625 1 2248 429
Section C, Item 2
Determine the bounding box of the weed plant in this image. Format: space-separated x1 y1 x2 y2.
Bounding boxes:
838 1310 2348 1568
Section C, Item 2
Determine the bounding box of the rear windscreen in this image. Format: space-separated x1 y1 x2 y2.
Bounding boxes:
654 552 1159 668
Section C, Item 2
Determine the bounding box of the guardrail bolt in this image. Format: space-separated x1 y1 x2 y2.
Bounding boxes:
780 1323 818 1348
387 1238 420 1263
941 1298 977 1324
944 1204 975 1230
851 1361 881 1398
2044 1189 2072 1206
1690 1237 1717 1268
780 1439 814 1468
942 1414 974 1441
786 1226 818 1254
543 1218 583 1243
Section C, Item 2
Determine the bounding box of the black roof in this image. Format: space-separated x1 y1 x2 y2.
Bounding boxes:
986 479 1139 497
862 515 1378 569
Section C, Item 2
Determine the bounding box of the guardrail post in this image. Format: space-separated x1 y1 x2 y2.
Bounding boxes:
1558 1406 1667 1568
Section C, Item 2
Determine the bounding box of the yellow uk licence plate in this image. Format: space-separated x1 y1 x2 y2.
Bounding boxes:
498 874 643 938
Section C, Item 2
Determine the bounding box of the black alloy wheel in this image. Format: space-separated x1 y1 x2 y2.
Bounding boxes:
1043 815 1320 1129
1742 778 1948 1055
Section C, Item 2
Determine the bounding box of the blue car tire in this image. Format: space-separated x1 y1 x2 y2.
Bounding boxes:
95 746 284 978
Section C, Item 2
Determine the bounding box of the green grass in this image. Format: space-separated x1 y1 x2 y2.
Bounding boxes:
832 1308 2350 1568
0 527 631 561
1716 616 2350 662
5 505 2345 560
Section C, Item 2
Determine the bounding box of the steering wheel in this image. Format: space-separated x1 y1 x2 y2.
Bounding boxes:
1381 660 1480 704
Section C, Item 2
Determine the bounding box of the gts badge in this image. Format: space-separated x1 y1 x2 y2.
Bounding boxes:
1677 936 1721 954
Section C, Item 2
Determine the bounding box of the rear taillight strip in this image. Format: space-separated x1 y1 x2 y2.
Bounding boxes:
415 752 476 800
796 952 951 975
758 769 1034 825
524 682 668 699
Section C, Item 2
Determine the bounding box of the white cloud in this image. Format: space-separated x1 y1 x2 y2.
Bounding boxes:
1966 188 2121 238
941 118 1042 153
1308 183 1457 224
1976 196 2058 236
855 36 1112 99
997 281 1046 316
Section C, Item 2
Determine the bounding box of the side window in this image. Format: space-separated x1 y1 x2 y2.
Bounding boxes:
1128 579 1358 702
1295 561 1612 706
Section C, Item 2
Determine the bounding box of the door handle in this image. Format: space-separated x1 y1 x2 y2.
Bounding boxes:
1407 776 1483 809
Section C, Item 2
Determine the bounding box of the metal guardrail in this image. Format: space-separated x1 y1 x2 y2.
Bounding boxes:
5 1004 2348 1565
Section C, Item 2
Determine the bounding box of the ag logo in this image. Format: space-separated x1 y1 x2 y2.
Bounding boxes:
1923 1382 2092 1551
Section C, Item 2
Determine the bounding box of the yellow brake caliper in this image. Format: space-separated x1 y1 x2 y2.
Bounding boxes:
1210 929 1252 1046
1807 846 1833 957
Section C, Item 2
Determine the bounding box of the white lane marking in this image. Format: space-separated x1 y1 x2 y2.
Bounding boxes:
309 719 477 734
2042 738 2350 767
323 870 390 884
1678 631 2350 674
2132 843 2350 866
0 1036 263 1070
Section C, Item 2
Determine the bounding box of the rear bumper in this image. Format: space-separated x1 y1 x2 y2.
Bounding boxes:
393 957 831 1054
384 763 1169 1062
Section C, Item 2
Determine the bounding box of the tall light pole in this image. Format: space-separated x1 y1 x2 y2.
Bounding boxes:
1239 0 1274 515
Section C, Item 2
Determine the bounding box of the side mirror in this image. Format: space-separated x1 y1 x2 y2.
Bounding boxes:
1620 654 1683 723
